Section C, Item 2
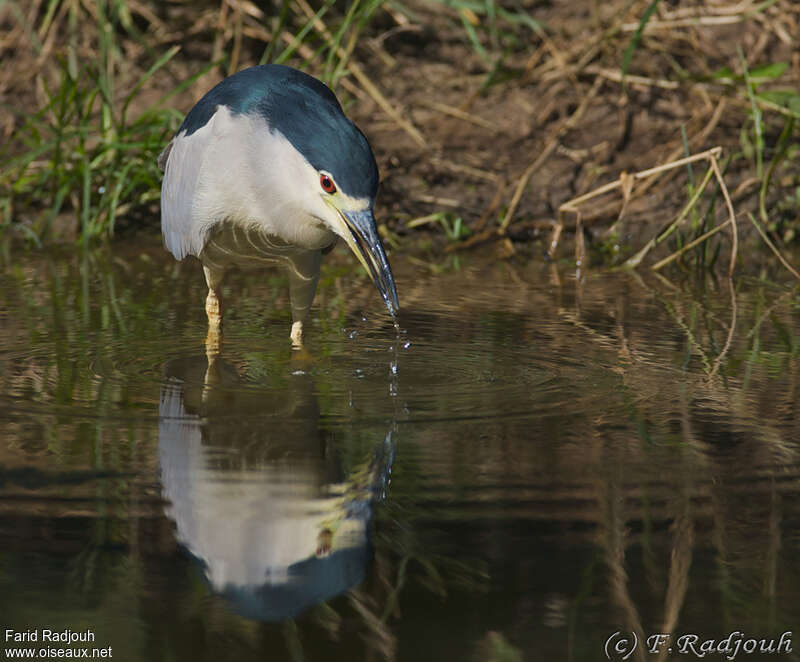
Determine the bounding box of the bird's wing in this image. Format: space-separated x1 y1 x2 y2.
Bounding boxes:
160 128 213 260
157 140 172 172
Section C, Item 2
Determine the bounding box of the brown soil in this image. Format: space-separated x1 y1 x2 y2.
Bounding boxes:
353 1 800 259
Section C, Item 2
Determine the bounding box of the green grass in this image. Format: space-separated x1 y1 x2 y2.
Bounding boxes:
1 54 185 243
0 0 193 243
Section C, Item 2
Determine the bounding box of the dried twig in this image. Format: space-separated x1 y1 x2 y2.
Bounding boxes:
559 147 739 276
561 148 723 212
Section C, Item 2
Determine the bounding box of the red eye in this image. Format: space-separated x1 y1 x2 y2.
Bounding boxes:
320 173 336 194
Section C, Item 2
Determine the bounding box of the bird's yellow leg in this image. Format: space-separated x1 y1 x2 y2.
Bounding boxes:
202 338 222 404
287 249 322 348
205 322 222 360
290 320 304 347
205 289 222 327
203 264 225 345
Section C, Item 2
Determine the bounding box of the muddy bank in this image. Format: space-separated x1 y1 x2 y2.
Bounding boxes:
1 1 799 274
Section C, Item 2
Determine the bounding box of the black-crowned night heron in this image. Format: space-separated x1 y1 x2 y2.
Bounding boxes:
158 64 398 345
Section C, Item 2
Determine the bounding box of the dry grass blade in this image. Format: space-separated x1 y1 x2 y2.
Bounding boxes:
585 65 679 90
746 212 800 281
348 62 427 148
630 100 728 204
607 171 636 235
621 0 777 32
560 148 723 213
559 147 741 276
708 278 738 380
651 220 731 271
623 167 714 269
292 0 427 149
709 153 738 277
655 509 693 662
431 157 499 182
418 99 497 132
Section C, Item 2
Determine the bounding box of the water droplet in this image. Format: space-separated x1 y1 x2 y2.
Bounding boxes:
349 329 359 339
403 341 411 349
98 186 106 194
390 362 398 375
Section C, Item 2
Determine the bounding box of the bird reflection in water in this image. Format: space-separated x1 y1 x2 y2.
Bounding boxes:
157 341 394 621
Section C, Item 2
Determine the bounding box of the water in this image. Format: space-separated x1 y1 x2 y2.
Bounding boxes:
2 240 800 662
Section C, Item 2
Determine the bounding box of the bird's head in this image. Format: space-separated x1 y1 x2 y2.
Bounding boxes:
310 164 398 320
251 67 399 318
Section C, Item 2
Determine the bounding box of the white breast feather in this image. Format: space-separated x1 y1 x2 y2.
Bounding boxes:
161 106 334 260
